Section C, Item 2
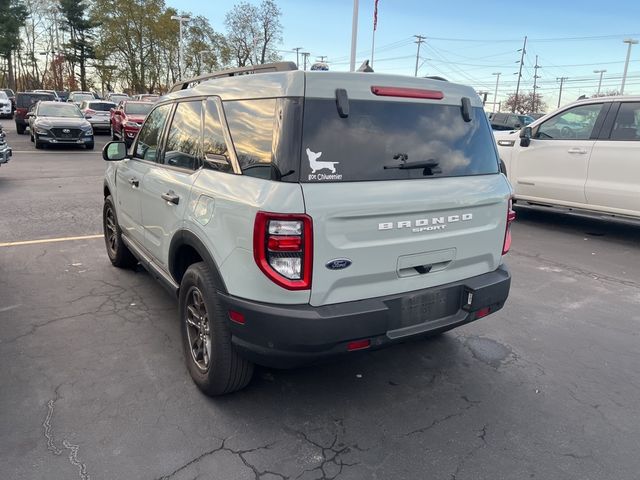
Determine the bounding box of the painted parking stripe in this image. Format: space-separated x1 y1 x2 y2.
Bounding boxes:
0 234 103 247
11 151 101 154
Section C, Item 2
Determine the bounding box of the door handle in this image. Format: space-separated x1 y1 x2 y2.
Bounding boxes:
567 148 588 154
161 191 180 205
128 177 139 187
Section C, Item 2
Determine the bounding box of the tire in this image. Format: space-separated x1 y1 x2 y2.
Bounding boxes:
16 123 25 135
102 195 138 268
85 142 94 150
179 262 254 396
30 132 34 142
34 135 44 149
111 125 117 140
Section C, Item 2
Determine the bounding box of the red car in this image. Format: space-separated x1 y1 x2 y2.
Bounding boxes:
110 101 154 147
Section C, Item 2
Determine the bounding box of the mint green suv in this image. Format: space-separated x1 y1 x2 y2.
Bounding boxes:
102 62 513 395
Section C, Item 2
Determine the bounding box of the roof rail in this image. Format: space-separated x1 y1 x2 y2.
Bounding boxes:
169 61 298 93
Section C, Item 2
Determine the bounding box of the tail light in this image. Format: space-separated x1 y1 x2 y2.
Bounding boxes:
371 86 444 100
85 109 96 118
253 212 313 290
502 197 516 255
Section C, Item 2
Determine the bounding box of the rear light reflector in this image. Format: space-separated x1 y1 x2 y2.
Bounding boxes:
502 198 516 255
229 310 245 325
347 339 371 351
475 307 491 319
254 212 313 290
371 86 444 100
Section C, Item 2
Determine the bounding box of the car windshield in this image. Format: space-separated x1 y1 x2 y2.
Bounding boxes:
38 103 83 118
125 103 153 115
88 102 115 111
72 93 94 102
0 92 8 100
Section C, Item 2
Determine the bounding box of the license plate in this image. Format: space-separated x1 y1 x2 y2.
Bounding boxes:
399 287 461 327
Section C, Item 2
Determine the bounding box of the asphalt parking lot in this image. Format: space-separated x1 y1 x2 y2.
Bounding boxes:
1 118 639 480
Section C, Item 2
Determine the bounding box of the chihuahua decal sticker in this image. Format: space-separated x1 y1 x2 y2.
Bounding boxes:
306 148 342 180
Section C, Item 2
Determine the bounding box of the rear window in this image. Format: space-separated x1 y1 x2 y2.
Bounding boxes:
125 103 153 115
301 99 499 182
17 93 55 108
87 102 115 111
71 93 94 102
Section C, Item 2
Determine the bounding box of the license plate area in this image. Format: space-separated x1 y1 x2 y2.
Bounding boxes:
397 286 462 328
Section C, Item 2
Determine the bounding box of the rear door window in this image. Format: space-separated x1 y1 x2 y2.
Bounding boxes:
203 99 232 173
162 101 203 170
609 102 640 141
301 99 499 182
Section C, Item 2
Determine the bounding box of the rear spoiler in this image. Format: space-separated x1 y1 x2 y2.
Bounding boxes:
169 62 298 93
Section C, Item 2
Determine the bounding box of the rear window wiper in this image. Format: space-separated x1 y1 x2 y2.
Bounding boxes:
384 155 442 175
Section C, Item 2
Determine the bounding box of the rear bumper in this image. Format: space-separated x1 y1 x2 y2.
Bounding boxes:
221 264 511 368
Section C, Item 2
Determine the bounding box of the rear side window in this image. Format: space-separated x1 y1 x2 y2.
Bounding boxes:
610 102 640 141
203 99 232 173
163 101 203 170
223 98 302 180
134 103 172 163
17 93 54 108
301 99 499 182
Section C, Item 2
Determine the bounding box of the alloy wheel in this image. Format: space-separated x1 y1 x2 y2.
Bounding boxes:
185 287 212 372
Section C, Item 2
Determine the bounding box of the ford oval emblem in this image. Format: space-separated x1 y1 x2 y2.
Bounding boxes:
325 258 352 270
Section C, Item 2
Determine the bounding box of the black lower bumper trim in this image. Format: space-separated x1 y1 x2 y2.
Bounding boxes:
220 265 511 368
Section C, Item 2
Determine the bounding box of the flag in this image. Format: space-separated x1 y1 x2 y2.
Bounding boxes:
373 0 379 31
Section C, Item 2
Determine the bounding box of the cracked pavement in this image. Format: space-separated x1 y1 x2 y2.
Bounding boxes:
1 120 640 479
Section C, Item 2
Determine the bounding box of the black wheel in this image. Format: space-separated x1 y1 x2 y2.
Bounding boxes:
111 125 117 140
30 132 34 142
16 123 25 135
179 262 254 396
34 135 44 149
86 142 94 150
102 195 137 268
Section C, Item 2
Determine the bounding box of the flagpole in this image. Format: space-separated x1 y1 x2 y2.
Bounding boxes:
371 29 376 68
371 0 378 68
349 0 359 72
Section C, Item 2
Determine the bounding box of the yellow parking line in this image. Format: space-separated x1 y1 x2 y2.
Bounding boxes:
0 234 103 247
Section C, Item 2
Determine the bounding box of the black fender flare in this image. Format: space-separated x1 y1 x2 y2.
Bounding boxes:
169 230 228 294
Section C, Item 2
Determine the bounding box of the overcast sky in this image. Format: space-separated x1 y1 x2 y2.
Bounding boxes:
167 0 640 110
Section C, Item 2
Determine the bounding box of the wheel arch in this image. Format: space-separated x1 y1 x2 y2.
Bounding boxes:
169 230 228 294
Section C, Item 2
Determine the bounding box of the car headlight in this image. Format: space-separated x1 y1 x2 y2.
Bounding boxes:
125 121 140 127
35 128 49 135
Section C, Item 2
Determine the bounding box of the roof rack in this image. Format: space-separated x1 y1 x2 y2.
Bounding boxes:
169 61 298 93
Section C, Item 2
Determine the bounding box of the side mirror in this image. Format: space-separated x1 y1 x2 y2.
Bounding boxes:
26 112 34 118
103 141 127 161
519 126 532 147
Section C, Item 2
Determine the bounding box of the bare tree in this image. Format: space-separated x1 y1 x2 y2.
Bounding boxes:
504 91 547 114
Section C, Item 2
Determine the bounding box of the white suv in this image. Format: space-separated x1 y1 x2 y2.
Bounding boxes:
495 96 640 220
102 63 513 395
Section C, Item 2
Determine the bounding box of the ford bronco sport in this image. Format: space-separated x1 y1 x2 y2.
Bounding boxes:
102 62 513 395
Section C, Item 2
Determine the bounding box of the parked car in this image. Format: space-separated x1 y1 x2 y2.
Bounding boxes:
68 91 95 106
110 100 153 146
28 101 94 149
15 91 56 134
101 62 513 395
105 92 129 103
80 100 116 133
56 91 70 102
527 112 546 120
491 112 534 131
0 91 13 118
132 94 160 102
34 89 61 101
0 124 12 167
495 96 639 220
1 88 16 111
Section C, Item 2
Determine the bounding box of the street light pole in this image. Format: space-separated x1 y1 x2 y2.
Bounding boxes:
492 72 501 113
557 77 568 108
171 15 190 80
593 69 607 96
620 39 638 95
292 47 302 69
349 0 359 72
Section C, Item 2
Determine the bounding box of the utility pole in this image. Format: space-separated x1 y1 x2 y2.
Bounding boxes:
557 77 568 108
414 35 426 77
171 15 190 80
292 47 303 69
349 0 359 72
301 52 310 71
593 69 607 96
621 38 638 95
532 55 541 112
317 56 328 63
513 35 527 113
492 72 501 113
